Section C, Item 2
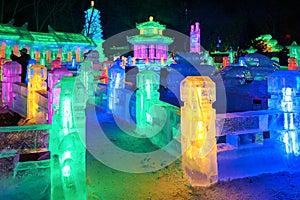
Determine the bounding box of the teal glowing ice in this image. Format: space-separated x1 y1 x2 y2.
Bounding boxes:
136 70 160 127
286 41 300 66
50 76 86 200
83 1 103 40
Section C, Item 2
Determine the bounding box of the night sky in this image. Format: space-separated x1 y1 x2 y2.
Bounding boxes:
1 0 299 51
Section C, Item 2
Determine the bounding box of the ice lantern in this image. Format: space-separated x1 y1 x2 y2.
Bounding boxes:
180 76 218 187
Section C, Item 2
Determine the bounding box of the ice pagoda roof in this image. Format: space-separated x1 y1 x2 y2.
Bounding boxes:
127 34 173 45
286 41 300 49
0 22 96 48
136 16 166 30
128 16 173 45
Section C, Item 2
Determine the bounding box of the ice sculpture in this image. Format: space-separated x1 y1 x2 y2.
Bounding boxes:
246 46 257 54
78 59 95 105
136 70 160 128
27 64 47 120
101 60 113 84
222 56 229 68
50 76 86 200
51 57 62 70
25 59 37 84
180 76 217 187
1 61 21 107
83 1 103 40
48 68 73 123
190 22 201 53
127 16 173 63
107 59 125 112
286 41 300 66
0 58 9 82
228 47 236 64
268 70 300 167
288 57 298 70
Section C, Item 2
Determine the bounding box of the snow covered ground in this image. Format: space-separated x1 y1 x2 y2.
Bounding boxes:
1 106 300 200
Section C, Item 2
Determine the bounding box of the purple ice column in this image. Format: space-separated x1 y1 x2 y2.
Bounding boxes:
190 22 201 53
1 61 21 107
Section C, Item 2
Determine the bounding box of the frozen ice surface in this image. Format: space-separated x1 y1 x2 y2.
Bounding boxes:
217 142 288 181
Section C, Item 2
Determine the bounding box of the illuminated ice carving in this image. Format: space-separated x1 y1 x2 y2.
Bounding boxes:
50 76 86 200
1 61 21 107
27 64 47 120
83 1 103 40
78 59 95 104
107 59 125 111
286 41 300 66
127 16 173 63
180 76 217 187
48 68 73 123
190 22 201 53
288 57 298 70
25 59 37 84
136 70 160 128
222 56 229 68
268 70 300 165
51 57 62 70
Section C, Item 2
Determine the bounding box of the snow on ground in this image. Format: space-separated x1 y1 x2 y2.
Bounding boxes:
1 106 300 199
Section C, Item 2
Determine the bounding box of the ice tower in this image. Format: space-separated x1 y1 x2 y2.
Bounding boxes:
190 22 200 53
83 1 102 40
83 1 107 62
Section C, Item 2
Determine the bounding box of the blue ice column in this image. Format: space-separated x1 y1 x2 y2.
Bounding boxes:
25 59 37 84
268 70 300 168
107 59 125 113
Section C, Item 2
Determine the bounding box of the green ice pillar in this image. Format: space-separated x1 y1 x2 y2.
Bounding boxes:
50 76 86 200
78 60 95 105
136 70 160 128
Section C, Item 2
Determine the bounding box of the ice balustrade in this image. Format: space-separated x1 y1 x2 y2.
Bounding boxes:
0 124 51 179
